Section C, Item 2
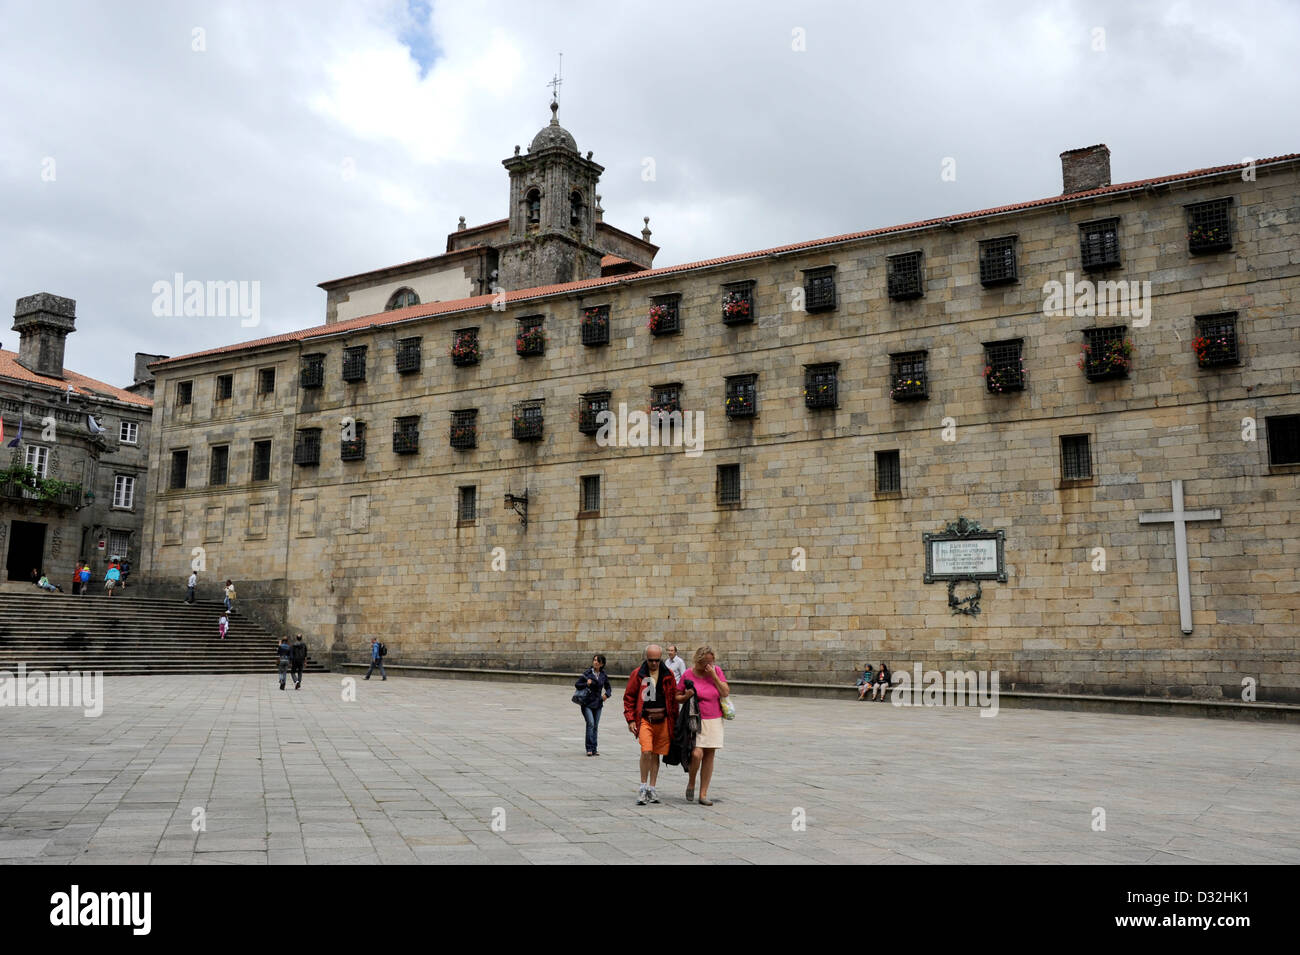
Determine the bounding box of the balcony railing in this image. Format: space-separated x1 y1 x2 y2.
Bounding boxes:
1 480 82 509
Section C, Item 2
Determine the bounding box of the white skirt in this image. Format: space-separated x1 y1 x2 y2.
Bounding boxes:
696 717 724 750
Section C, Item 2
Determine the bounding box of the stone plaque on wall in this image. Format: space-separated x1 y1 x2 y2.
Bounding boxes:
349 494 369 533
247 502 267 539
923 517 1006 583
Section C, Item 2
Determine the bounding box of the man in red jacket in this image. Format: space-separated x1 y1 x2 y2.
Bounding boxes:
623 644 677 806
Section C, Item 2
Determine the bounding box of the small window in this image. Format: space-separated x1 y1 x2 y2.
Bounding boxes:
113 474 135 509
648 295 681 336
1187 198 1232 254
300 354 325 389
209 446 229 486
451 328 480 366
804 363 839 410
177 381 193 406
580 475 601 514
581 306 610 346
252 440 272 482
722 281 755 325
717 464 741 505
393 416 420 455
120 421 138 445
889 351 928 401
978 236 1018 286
1061 434 1092 481
216 374 233 401
396 337 422 374
579 392 611 435
1079 218 1121 271
1193 312 1239 368
802 266 836 313
450 409 477 450
1081 326 1132 381
1266 415 1300 466
294 428 322 467
875 450 901 494
342 345 367 382
386 287 420 310
170 449 189 490
458 485 477 523
650 383 682 417
258 367 276 395
983 339 1025 394
887 251 924 300
341 422 367 461
724 374 758 418
25 444 50 478
516 316 545 356
513 401 544 441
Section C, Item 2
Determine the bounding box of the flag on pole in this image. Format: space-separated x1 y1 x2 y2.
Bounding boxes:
6 417 20 448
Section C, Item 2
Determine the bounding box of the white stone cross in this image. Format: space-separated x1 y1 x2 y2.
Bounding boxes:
1138 479 1221 634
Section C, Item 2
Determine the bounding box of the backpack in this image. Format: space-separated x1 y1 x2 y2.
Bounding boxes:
379 643 388 657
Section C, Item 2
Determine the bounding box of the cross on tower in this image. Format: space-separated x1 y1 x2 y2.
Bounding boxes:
1138 479 1221 634
547 52 563 106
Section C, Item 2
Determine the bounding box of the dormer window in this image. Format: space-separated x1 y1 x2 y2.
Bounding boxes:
526 189 541 226
570 191 583 227
386 287 419 310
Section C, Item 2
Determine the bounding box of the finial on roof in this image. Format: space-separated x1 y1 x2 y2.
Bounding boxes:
594 195 603 223
457 216 466 231
514 144 520 156
549 98 560 125
641 216 652 242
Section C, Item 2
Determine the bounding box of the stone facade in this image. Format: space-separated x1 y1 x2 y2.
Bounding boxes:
140 147 1300 702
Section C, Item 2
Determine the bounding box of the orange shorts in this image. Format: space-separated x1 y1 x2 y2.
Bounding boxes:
637 717 671 755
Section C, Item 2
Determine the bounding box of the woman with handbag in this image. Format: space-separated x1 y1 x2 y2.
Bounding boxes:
574 654 612 756
677 645 730 805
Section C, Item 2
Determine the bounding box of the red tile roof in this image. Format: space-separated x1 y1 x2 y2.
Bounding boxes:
0 349 153 408
153 152 1299 371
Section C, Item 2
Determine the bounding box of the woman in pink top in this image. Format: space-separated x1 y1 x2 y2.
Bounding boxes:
676 645 729 805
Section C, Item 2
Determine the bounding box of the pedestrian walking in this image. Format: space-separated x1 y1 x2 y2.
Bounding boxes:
119 558 131 589
623 644 677 806
276 635 291 690
104 562 121 597
290 634 307 690
574 654 612 756
224 579 237 614
218 614 229 639
79 563 90 596
679 645 730 805
185 571 197 604
664 644 687 684
364 636 387 680
70 565 81 596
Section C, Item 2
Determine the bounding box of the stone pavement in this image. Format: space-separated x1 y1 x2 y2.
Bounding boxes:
1 675 1297 864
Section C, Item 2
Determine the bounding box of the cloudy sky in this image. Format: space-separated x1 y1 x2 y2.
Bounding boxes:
1 0 1295 386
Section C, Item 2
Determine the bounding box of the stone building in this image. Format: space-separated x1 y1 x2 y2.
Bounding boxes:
1 293 154 583
139 122 1300 701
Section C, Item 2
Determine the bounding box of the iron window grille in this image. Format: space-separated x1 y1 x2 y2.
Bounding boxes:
300 354 325 389
170 450 188 490
1061 434 1092 480
1079 218 1121 271
396 337 422 374
342 345 368 382
294 428 322 466
393 416 420 455
581 305 610 346
177 381 193 406
580 475 601 514
458 485 477 522
804 363 839 409
579 392 611 435
1267 415 1300 466
451 328 480 366
983 339 1026 393
252 440 272 481
341 422 367 461
876 450 901 493
725 374 758 418
887 251 924 300
890 351 929 400
516 316 545 356
216 374 233 401
209 446 229 485
978 236 1018 286
648 295 681 336
450 410 478 450
1081 326 1133 381
1187 198 1232 254
650 383 682 422
802 266 836 313
1193 312 1239 367
717 464 741 505
721 281 755 325
258 368 275 394
513 402 544 441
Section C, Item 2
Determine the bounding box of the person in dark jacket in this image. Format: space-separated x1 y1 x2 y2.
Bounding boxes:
364 636 386 680
575 654 612 756
871 662 892 701
290 634 308 690
276 636 292 691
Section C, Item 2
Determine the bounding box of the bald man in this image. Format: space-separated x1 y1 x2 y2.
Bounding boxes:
623 644 678 806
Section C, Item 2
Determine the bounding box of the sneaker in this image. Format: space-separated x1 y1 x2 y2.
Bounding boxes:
636 785 648 806
295 683 301 690
279 683 285 691
647 787 660 804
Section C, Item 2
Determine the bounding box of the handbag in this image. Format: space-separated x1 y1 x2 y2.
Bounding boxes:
720 696 736 720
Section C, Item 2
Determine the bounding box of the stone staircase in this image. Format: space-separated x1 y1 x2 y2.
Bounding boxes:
0 591 329 676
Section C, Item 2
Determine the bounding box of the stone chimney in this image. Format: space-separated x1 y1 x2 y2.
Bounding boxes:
134 352 168 383
13 293 76 379
1060 144 1111 194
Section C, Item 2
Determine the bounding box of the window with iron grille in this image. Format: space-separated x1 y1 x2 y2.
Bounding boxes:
1193 312 1239 367
216 374 233 401
258 367 276 394
887 251 924 300
450 409 477 450
300 354 324 389
342 345 367 382
294 428 322 466
108 530 130 560
1060 434 1092 480
516 315 545 356
513 401 544 441
802 266 836 313
983 339 1025 393
804 363 839 409
170 449 189 489
875 450 901 493
650 383 681 417
252 440 272 481
451 328 480 366
1079 218 1121 271
113 474 135 509
458 485 477 522
1267 415 1300 466
581 305 610 346
1187 198 1232 254
717 464 741 505
648 295 681 336
341 422 367 461
580 475 601 514
978 236 1018 286
725 374 758 418
177 381 193 406
395 337 422 374
579 392 611 435
393 416 419 455
209 445 229 485
889 351 928 400
722 281 755 325
1081 325 1132 381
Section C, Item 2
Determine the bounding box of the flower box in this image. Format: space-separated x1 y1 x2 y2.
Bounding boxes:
516 328 545 356
722 291 752 325
983 361 1025 394
890 377 927 401
647 303 679 336
1079 337 1134 381
450 333 480 366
